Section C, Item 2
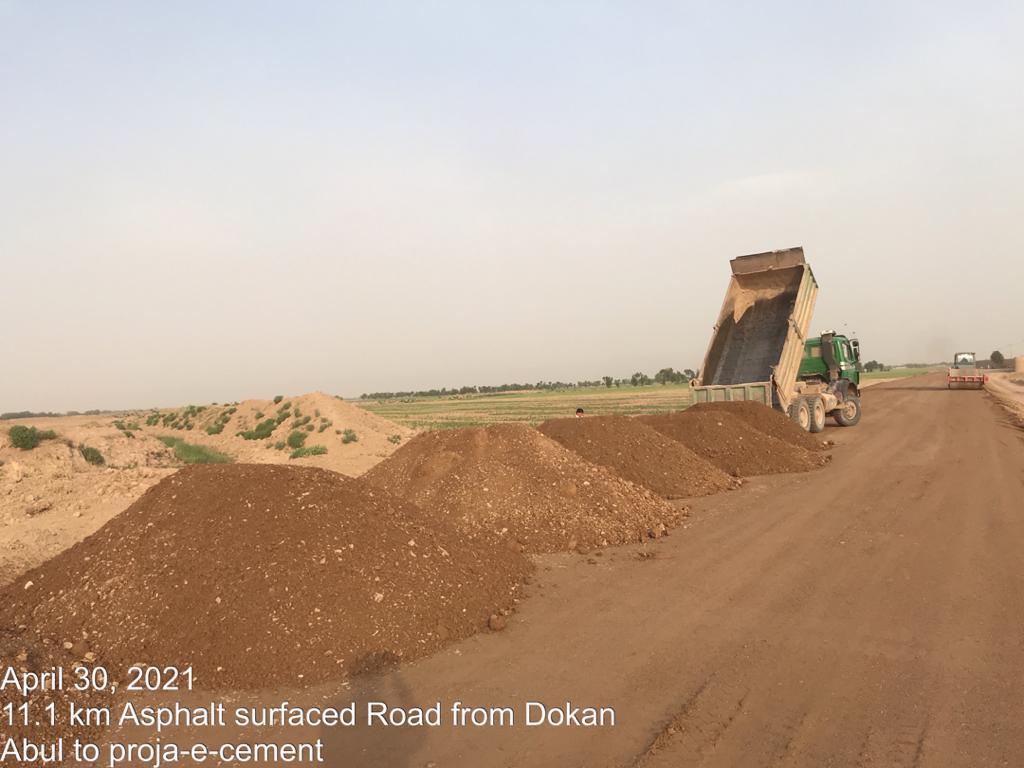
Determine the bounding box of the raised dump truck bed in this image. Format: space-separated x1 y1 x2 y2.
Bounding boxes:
692 247 817 416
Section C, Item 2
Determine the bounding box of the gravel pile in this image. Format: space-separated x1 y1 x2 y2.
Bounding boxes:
538 415 736 498
0 464 530 689
364 423 682 553
637 411 827 477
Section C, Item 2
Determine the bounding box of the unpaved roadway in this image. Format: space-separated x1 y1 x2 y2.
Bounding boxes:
313 373 1024 768
108 374 1023 767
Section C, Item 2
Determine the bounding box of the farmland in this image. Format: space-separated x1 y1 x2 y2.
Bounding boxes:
359 383 693 430
358 368 939 430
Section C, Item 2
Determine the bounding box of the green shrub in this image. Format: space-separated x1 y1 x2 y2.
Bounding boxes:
79 445 105 465
294 407 302 418
289 445 327 459
387 434 402 444
146 413 161 426
273 395 284 404
255 411 264 419
287 430 308 449
206 423 225 435
240 419 277 440
275 411 290 425
274 441 286 450
8 426 57 450
292 415 312 429
157 436 232 464
341 429 358 444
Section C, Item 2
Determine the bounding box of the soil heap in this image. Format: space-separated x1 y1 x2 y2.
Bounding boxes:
637 411 826 477
145 392 413 475
0 632 111 767
690 401 831 452
364 423 681 553
537 415 736 499
0 464 529 689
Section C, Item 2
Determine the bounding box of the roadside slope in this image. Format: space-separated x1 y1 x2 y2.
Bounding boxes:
279 373 1024 767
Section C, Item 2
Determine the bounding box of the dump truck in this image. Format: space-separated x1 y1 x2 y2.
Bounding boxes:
690 247 862 432
947 352 987 389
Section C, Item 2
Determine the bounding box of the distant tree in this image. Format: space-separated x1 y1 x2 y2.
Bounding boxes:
864 360 880 372
683 369 697 380
655 367 675 385
991 350 1005 367
602 376 613 388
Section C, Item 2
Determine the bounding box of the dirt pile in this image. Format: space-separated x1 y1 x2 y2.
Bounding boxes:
0 464 529 689
637 411 827 477
0 632 111 766
364 423 682 553
690 401 831 451
538 416 736 499
140 392 413 476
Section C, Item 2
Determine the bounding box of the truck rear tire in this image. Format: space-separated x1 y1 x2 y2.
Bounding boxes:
808 397 826 433
789 399 811 431
834 395 861 427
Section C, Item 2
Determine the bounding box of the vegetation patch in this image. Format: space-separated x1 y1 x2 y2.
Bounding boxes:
8 426 58 450
157 436 232 464
289 445 328 459
239 419 277 441
79 445 105 466
341 429 358 444
287 430 308 449
273 395 284 404
387 434 402 444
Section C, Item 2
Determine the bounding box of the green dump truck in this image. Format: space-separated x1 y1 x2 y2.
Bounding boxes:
690 247 862 432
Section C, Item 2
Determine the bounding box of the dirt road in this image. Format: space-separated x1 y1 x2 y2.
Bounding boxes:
311 374 1024 767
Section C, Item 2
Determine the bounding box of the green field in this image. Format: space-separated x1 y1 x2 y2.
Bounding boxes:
361 368 940 431
861 367 938 380
359 384 694 430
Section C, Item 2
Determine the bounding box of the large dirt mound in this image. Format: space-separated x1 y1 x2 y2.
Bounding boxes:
135 391 413 476
637 411 827 477
364 423 681 553
691 401 831 452
537 416 736 499
0 464 529 689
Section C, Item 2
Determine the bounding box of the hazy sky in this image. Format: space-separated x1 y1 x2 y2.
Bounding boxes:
3 1 1022 411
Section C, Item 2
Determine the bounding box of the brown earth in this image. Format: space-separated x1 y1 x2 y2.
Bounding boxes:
637 410 827 476
193 373 1021 768
0 464 530 690
364 423 682 553
0 394 411 586
0 420 179 585
138 391 413 475
538 415 736 499
0 630 111 768
690 399 831 451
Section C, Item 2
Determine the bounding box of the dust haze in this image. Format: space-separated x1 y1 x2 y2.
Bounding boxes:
1 2 1022 411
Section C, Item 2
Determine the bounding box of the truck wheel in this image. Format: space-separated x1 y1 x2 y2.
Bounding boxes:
808 397 826 433
834 395 861 427
789 398 811 431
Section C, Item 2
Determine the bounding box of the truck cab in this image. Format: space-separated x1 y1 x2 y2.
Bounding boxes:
799 332 861 389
